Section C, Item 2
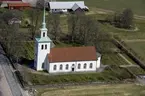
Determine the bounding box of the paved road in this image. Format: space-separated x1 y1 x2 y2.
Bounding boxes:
0 63 13 96
0 45 28 96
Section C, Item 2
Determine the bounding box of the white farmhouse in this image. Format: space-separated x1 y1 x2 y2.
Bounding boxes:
47 1 89 13
34 7 101 74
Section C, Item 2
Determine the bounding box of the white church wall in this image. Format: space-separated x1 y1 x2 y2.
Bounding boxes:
36 42 51 70
48 60 98 74
97 57 101 68
49 62 76 73
75 61 97 72
34 42 38 69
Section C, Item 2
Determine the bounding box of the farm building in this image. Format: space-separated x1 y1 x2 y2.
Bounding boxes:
34 7 101 74
47 1 89 13
0 0 31 9
7 3 30 9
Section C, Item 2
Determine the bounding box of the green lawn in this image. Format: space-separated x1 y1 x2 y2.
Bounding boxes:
127 67 145 75
99 19 145 40
126 41 145 62
37 84 145 96
102 53 130 65
26 66 133 85
59 0 145 15
59 13 145 40
121 53 136 65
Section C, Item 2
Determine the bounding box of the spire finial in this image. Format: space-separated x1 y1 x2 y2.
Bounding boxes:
42 0 46 28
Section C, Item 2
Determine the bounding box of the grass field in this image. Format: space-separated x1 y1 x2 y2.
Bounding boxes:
126 41 145 62
126 67 145 75
37 84 145 96
26 66 133 85
99 19 145 40
59 0 145 15
59 13 145 40
102 53 130 65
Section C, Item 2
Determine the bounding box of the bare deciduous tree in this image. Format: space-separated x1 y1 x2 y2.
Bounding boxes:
113 8 134 29
0 10 25 63
68 14 112 52
36 0 45 9
68 14 80 42
28 8 42 40
47 14 62 42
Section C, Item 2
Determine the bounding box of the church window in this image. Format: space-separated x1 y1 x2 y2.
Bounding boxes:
89 63 93 68
66 64 69 70
60 64 63 70
72 64 75 67
53 65 57 70
45 44 47 49
78 64 81 69
43 32 45 37
84 63 87 69
41 45 44 49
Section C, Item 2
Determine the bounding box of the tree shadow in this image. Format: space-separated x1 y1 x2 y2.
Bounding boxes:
19 57 34 69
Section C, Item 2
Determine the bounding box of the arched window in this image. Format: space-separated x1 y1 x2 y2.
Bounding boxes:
66 64 69 70
90 63 93 68
53 65 57 70
72 64 75 67
41 45 44 49
43 32 45 37
45 44 47 49
84 63 87 69
60 64 63 70
78 64 81 69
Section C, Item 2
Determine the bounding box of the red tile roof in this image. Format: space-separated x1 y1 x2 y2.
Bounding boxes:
48 46 96 63
8 3 30 7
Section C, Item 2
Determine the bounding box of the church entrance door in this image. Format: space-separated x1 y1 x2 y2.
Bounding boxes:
72 68 75 72
72 64 75 72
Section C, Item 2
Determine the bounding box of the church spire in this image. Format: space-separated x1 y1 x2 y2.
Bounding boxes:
42 1 46 29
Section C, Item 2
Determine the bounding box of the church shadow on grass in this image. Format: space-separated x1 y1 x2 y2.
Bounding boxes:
19 57 35 69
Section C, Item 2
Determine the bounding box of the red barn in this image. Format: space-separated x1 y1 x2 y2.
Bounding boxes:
8 3 30 9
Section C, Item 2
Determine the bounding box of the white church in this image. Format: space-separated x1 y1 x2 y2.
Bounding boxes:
34 7 101 74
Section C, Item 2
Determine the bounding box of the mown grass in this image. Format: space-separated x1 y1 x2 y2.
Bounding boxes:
126 41 145 63
99 19 145 40
37 84 145 96
27 66 133 85
59 0 145 15
59 13 145 40
121 53 136 65
102 53 129 66
127 67 145 75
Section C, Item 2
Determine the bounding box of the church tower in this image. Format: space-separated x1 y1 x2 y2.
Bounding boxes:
34 4 52 71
